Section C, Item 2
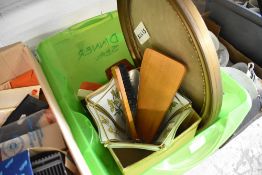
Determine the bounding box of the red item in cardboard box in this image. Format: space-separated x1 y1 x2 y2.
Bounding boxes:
10 70 39 88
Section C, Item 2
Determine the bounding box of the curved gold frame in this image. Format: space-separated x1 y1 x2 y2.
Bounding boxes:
117 0 222 129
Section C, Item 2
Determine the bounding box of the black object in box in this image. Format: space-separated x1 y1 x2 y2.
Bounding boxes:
31 151 73 175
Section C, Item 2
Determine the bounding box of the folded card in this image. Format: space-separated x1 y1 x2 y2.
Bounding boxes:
10 69 39 89
0 109 56 143
0 108 15 126
0 85 40 109
2 95 48 126
0 123 66 160
0 70 39 91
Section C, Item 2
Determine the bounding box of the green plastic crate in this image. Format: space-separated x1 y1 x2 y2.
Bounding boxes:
36 11 252 175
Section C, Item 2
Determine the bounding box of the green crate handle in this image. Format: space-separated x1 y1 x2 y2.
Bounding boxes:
69 13 116 31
